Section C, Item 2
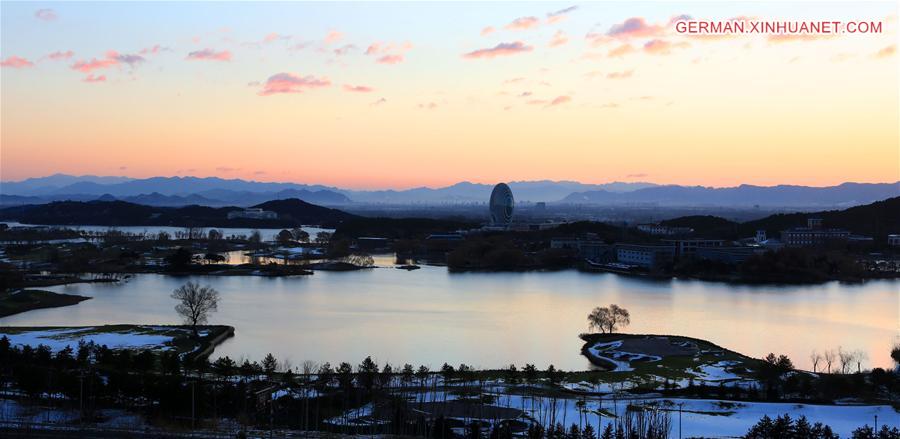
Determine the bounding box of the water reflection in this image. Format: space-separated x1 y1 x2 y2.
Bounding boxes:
0 268 895 371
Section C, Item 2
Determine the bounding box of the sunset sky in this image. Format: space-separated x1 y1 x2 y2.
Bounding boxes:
1 2 897 190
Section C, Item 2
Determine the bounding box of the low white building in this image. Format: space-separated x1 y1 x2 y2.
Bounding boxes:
227 208 278 220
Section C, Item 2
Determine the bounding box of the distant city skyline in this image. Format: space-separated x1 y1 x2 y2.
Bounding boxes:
1 2 897 189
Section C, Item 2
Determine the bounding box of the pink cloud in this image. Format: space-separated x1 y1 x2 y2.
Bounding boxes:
607 70 634 79
333 44 357 56
324 30 344 43
608 17 663 39
874 44 896 58
506 16 540 30
365 41 412 64
34 8 57 21
264 32 290 43
258 72 331 96
365 41 413 55
549 30 569 47
186 48 232 61
547 95 571 107
481 26 495 36
46 50 74 61
1 56 35 68
71 57 117 73
139 45 169 55
343 84 374 93
643 39 688 55
376 54 404 64
608 43 636 58
83 74 106 83
462 41 533 59
767 34 834 43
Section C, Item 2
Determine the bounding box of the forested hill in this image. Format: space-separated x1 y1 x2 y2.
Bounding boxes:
661 196 900 240
0 198 358 228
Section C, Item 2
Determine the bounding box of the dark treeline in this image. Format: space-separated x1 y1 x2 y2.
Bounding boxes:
2 336 898 438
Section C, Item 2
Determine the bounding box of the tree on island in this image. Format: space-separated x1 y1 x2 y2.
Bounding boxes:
171 281 221 337
291 228 310 243
165 247 194 270
276 229 294 245
587 304 630 333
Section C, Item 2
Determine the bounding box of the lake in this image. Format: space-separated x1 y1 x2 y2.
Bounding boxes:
0 266 896 371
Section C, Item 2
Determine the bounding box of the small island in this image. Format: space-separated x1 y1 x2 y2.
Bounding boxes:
0 289 91 317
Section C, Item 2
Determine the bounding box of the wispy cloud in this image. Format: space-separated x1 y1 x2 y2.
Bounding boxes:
546 6 577 24
1 56 35 68
107 50 145 66
371 97 387 106
376 55 404 64
343 84 374 93
608 17 663 39
462 41 533 59
874 44 896 58
549 30 569 47
264 32 291 43
608 43 636 58
506 16 540 31
546 95 571 107
643 39 688 55
83 74 106 83
46 50 74 61
324 30 344 43
418 102 438 110
139 45 169 55
258 72 331 96
34 8 57 21
186 48 232 61
767 34 834 44
333 44 357 56
606 70 634 79
365 41 412 64
71 54 118 73
481 26 495 36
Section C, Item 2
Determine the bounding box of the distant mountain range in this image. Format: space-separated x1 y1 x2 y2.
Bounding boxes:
1 174 896 208
562 183 898 207
0 198 356 228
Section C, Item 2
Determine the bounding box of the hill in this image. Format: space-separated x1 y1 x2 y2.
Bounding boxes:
562 182 899 207
0 199 357 228
661 197 900 241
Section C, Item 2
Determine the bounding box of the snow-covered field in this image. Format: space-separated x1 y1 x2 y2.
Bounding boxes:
0 327 178 352
317 379 897 437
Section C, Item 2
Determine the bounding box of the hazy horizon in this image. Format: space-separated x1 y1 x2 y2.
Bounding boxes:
2 172 899 192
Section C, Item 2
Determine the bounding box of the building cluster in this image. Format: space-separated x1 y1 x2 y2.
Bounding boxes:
554 217 888 270
226 208 278 220
636 223 694 236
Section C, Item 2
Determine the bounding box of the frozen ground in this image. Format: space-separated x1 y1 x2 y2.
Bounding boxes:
0 326 178 352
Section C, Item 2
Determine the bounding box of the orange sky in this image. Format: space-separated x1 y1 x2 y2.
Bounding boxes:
1 2 897 189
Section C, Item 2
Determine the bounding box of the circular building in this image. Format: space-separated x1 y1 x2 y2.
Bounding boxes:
489 183 515 226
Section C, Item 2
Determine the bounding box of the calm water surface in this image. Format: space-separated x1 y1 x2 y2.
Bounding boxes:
1 267 896 371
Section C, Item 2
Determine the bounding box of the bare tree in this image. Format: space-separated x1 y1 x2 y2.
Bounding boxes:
809 350 822 373
853 350 868 373
171 282 221 336
588 304 631 333
823 349 835 374
837 346 855 374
